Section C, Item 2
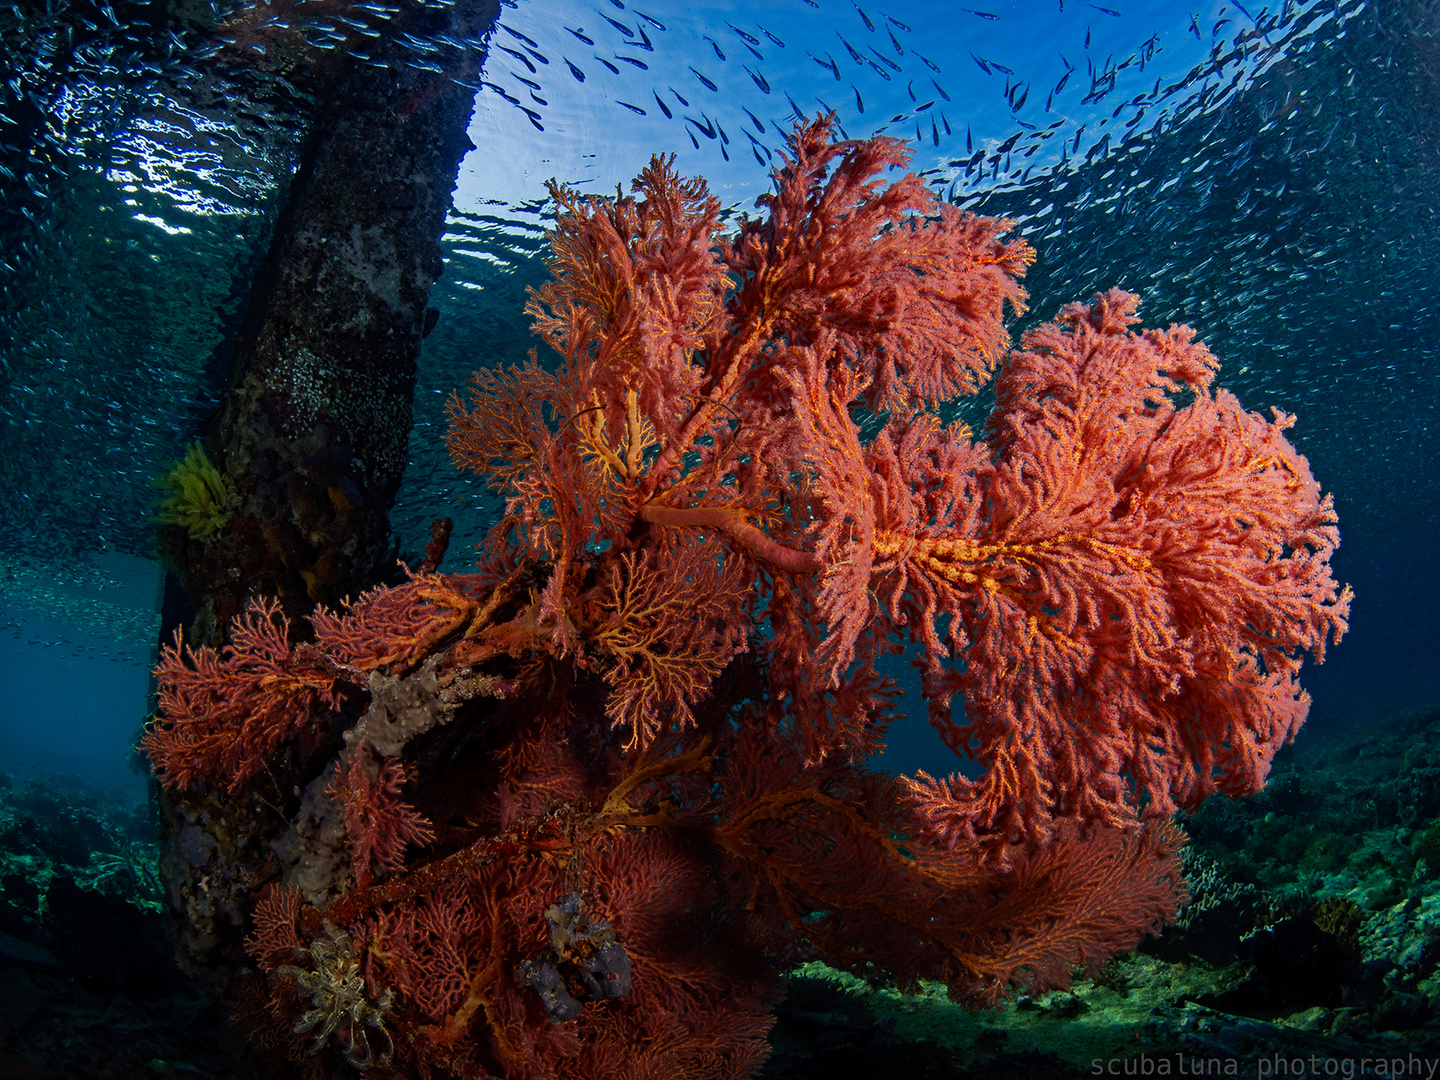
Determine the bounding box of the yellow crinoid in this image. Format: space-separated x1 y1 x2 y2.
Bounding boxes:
155 440 237 540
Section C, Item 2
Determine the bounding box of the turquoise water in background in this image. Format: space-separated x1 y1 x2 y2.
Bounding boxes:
0 0 1435 801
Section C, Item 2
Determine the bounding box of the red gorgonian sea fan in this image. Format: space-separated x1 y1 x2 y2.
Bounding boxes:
328 740 435 889
142 598 344 791
142 115 1349 1080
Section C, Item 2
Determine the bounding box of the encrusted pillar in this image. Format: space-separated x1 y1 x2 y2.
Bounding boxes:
163 0 500 646
147 0 500 1032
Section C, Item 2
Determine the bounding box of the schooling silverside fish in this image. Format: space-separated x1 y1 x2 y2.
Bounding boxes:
868 46 900 71
726 21 760 45
497 45 534 72
598 10 633 36
501 24 539 47
808 50 841 80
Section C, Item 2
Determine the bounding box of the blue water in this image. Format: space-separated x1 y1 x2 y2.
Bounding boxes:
0 0 1435 802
